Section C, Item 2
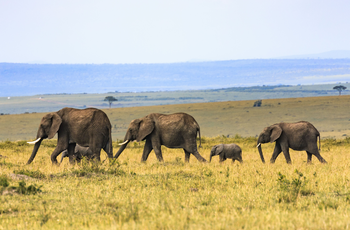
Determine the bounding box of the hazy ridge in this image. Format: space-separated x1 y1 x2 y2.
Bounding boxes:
1 59 350 97
1 83 349 115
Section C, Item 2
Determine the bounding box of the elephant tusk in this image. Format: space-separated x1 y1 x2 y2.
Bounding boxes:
27 138 41 144
118 140 129 145
257 143 261 148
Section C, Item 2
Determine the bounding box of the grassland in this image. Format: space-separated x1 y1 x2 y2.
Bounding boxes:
0 136 350 229
1 96 350 229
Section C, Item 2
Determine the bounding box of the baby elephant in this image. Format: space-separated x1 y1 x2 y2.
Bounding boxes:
210 144 243 163
60 145 92 164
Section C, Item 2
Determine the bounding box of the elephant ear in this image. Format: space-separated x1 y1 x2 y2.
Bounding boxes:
48 113 62 139
270 125 282 143
215 144 224 155
136 117 154 142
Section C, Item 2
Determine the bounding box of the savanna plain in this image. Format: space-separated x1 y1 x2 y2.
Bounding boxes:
1 96 350 229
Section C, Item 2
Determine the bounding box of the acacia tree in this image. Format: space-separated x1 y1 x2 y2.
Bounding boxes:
333 85 347 95
104 96 118 108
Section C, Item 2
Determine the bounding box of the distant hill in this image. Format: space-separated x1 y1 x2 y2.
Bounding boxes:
1 59 350 97
1 83 349 115
278 50 350 59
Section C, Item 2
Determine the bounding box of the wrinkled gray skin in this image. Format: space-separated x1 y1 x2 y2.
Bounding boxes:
210 143 243 163
27 107 113 165
60 145 92 164
257 121 327 164
114 113 207 163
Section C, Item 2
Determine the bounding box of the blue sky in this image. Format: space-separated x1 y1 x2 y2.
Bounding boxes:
1 0 350 64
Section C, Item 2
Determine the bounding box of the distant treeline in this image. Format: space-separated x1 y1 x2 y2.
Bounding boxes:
117 96 204 101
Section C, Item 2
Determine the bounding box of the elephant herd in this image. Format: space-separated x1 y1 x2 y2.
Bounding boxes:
26 107 327 165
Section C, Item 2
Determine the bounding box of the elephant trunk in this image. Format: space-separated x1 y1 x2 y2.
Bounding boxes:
26 139 43 164
237 155 243 164
209 150 215 162
114 140 130 159
257 143 265 163
60 150 68 164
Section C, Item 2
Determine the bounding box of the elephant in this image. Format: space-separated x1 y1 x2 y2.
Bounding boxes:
27 107 113 164
60 145 92 164
256 121 327 164
210 143 243 163
114 112 207 163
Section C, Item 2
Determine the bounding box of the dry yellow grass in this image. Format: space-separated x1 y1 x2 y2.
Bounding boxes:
0 136 350 229
1 96 350 229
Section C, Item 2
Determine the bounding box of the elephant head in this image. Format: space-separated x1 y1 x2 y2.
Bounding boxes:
256 124 282 163
209 144 224 162
114 117 154 159
27 112 62 164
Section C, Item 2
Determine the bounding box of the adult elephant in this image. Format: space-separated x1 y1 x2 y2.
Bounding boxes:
27 107 113 164
114 113 207 163
256 121 327 164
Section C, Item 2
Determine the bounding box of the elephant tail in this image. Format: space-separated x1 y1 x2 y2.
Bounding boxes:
107 130 113 158
318 134 321 151
103 127 113 158
197 127 202 148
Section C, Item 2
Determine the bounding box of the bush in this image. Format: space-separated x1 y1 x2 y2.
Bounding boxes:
13 169 46 179
1 177 42 195
15 181 42 195
0 175 9 187
277 170 314 203
253 100 262 107
70 160 126 177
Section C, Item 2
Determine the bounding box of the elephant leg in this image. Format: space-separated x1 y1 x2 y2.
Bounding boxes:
270 144 282 163
67 143 77 165
231 159 236 164
51 143 68 164
85 148 93 162
152 144 164 162
306 151 312 164
308 150 327 164
184 149 191 163
281 146 292 164
103 145 113 159
90 146 102 163
141 139 153 162
219 155 225 163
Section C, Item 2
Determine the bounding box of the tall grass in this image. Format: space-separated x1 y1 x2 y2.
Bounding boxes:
0 136 350 229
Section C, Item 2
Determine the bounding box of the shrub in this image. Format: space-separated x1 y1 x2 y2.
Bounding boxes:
13 169 46 179
1 178 42 195
70 160 126 177
15 181 42 195
0 175 9 187
253 100 262 107
277 170 313 203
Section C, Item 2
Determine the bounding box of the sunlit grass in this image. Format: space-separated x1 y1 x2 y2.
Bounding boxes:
1 136 350 229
